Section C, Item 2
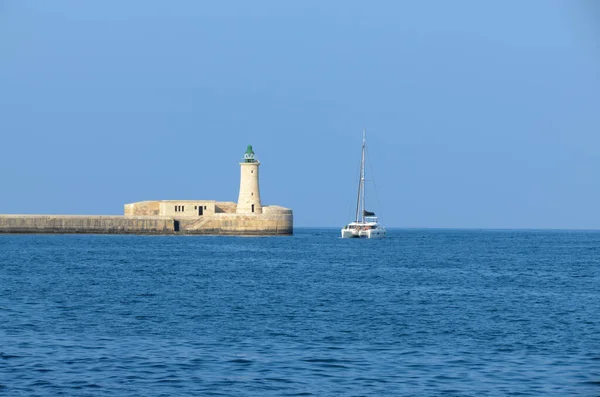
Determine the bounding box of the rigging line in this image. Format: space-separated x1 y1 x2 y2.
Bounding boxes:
354 156 362 222
355 142 364 222
348 149 363 223
365 144 384 221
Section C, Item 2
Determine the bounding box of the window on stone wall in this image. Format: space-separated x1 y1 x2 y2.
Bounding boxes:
182 206 185 211
174 205 177 212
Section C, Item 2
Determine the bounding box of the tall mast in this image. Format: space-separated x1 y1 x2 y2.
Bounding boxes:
361 130 366 223
354 130 367 223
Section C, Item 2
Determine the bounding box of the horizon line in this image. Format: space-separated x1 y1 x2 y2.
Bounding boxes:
294 226 600 232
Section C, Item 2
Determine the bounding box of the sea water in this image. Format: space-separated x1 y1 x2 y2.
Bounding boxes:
1 229 599 396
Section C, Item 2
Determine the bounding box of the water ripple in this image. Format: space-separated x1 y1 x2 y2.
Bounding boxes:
0 230 599 396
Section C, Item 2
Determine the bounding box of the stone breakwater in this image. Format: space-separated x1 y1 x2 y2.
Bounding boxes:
0 145 293 236
0 212 293 236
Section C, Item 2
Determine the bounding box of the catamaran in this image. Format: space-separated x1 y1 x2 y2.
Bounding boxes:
341 131 386 238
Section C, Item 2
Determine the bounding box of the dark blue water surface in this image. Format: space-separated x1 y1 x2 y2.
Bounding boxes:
1 229 600 396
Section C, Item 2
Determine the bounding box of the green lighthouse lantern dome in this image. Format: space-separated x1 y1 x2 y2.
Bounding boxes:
244 145 256 163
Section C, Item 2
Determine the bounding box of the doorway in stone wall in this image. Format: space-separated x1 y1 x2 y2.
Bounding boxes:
174 220 180 232
198 206 203 216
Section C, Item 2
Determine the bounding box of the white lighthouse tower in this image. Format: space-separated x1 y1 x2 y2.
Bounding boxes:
236 145 263 214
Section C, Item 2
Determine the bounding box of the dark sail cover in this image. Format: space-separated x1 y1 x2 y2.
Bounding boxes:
363 210 375 217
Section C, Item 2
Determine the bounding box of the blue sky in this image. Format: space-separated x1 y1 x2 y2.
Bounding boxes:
1 1 599 228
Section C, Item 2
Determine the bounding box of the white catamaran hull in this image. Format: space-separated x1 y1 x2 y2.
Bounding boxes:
341 228 386 239
364 228 385 238
342 228 358 238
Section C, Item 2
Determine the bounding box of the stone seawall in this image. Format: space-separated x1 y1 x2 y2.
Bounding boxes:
0 213 293 236
0 215 175 234
178 212 293 235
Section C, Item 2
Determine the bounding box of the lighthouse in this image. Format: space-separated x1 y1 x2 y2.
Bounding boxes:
236 145 263 214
